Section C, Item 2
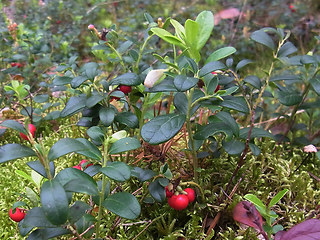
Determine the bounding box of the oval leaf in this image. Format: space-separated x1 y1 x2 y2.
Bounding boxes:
103 192 141 220
148 179 166 202
251 30 275 50
173 75 198 91
141 114 186 144
48 138 87 161
0 144 36 163
206 46 236 63
109 137 141 154
100 161 131 182
40 180 69 225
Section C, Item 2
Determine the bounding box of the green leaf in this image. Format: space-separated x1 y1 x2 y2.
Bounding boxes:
55 168 98 195
141 114 186 144
99 107 115 127
173 75 198 91
240 127 274 140
199 61 226 77
147 78 178 92
21 207 56 228
100 161 131 182
244 75 261 89
193 122 233 140
268 189 289 208
103 192 141 220
75 138 102 161
277 89 302 106
109 137 141 154
195 10 214 50
150 27 185 48
69 201 91 224
117 40 133 54
71 76 88 88
215 111 239 137
53 76 73 86
270 74 302 82
251 30 275 50
48 138 87 161
174 92 188 114
206 47 236 63
277 42 297 57
131 167 156 182
27 160 55 179
221 96 250 113
244 194 267 214
185 19 199 50
310 77 320 96
223 139 245 155
110 73 141 86
86 94 104 108
83 62 99 80
0 120 27 134
148 179 166 202
249 143 261 156
115 112 139 128
34 94 49 103
0 144 36 163
60 96 86 117
87 126 105 145
40 180 69 225
235 59 253 71
26 227 70 240
75 214 96 236
170 19 185 40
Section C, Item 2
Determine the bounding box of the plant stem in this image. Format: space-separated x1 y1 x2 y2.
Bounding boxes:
186 88 198 183
137 93 150 141
105 42 126 71
95 141 109 238
135 34 154 72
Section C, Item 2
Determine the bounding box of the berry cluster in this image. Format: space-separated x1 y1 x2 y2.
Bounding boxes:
165 186 195 210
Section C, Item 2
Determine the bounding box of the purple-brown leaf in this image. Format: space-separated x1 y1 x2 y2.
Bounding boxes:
275 218 320 240
233 201 264 231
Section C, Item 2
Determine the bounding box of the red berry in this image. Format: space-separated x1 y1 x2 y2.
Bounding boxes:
119 85 132 94
11 62 17 67
9 208 25 222
73 165 82 170
184 188 196 203
56 20 61 24
16 63 23 68
20 124 36 141
165 186 174 198
80 159 93 169
214 85 220 93
111 96 120 102
168 194 189 210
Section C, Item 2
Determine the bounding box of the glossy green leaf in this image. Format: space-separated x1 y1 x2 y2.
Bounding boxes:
147 78 178 92
310 77 320 96
115 112 139 128
75 214 96 236
131 167 156 182
110 73 141 86
206 47 236 63
268 189 289 208
244 194 266 211
86 94 104 108
244 75 261 89
221 96 250 113
75 138 102 161
170 19 185 40
150 27 185 48
40 180 69 225
26 227 70 240
34 94 49 103
71 76 88 88
195 10 214 50
0 144 36 163
199 61 226 77
141 113 186 144
277 89 302 106
251 30 275 50
215 111 239 137
148 179 166 202
21 207 56 228
0 120 27 134
27 160 55 179
99 107 115 127
173 75 198 91
60 96 86 117
48 138 87 161
109 137 141 154
69 201 91 224
240 127 274 140
55 168 98 195
277 42 297 57
83 62 99 80
270 74 302 82
223 139 245 155
193 122 233 140
235 59 253 71
53 76 73 86
100 161 131 182
185 19 199 50
103 192 141 220
174 92 188 114
87 126 105 145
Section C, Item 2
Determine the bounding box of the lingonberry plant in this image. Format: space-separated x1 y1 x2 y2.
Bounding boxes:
1 7 320 239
